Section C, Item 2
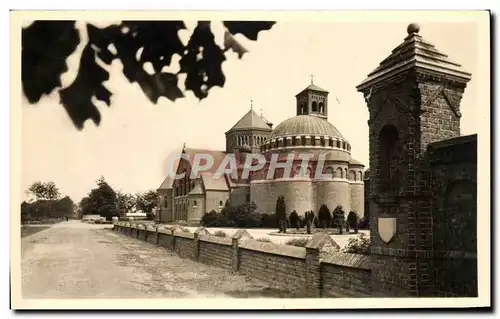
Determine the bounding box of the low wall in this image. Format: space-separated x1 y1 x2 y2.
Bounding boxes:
112 222 372 297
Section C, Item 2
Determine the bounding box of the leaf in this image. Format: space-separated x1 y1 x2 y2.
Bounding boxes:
223 29 248 59
87 23 121 64
22 21 80 103
138 72 184 103
223 21 276 41
59 44 111 129
179 21 226 100
122 21 186 73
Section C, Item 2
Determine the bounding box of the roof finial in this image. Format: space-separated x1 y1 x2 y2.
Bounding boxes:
309 73 315 84
260 108 263 117
407 23 420 35
182 142 186 150
250 98 253 110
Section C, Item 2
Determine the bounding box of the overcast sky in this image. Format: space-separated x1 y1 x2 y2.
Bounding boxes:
20 16 482 202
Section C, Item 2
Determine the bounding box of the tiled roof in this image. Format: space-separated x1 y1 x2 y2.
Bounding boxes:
227 109 272 132
296 83 329 96
269 115 344 140
357 24 471 91
183 148 230 175
201 173 229 191
157 176 173 190
349 157 365 166
188 183 204 195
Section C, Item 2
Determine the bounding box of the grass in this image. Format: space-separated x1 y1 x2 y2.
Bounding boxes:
21 226 50 238
256 237 272 243
285 238 309 247
213 230 227 237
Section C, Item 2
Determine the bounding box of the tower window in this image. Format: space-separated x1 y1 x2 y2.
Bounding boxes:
193 200 197 207
164 199 168 208
301 136 306 146
319 102 324 113
312 101 318 112
336 140 341 148
379 125 399 190
219 200 223 207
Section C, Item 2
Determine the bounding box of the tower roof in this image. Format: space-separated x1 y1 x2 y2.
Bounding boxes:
295 83 329 97
357 23 471 91
227 108 272 133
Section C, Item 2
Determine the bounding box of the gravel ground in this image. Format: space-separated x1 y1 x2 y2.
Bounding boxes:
21 220 296 299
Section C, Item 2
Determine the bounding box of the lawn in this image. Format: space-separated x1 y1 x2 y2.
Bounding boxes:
21 226 50 238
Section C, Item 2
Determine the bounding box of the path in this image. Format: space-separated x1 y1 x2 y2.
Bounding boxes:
21 220 293 299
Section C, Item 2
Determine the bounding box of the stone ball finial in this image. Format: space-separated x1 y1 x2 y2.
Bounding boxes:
407 23 420 35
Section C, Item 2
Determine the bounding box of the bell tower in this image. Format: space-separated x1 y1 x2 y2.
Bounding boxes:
356 23 471 297
295 76 329 119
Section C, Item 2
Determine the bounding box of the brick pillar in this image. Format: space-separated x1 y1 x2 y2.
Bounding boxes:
305 247 321 297
155 227 160 246
231 229 253 273
194 227 210 262
170 229 176 251
304 233 333 297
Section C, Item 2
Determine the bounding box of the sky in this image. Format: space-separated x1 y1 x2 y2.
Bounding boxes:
20 17 481 203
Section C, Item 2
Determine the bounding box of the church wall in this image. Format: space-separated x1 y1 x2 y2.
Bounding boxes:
315 180 350 215
349 182 364 219
205 190 230 213
281 180 313 216
187 194 205 226
157 189 173 223
250 182 273 213
230 186 250 207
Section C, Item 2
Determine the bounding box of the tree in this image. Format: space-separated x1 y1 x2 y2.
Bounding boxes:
55 196 74 218
305 211 315 234
82 176 118 220
318 204 332 230
136 190 158 220
347 211 360 234
343 233 370 255
22 20 276 130
27 181 61 217
116 191 136 217
332 205 346 235
289 210 300 230
233 201 261 228
275 196 287 233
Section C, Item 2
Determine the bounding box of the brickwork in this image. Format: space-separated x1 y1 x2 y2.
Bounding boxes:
199 240 233 270
113 224 372 298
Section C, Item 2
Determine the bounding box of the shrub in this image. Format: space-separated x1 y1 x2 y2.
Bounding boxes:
256 237 272 242
261 213 278 228
276 196 287 233
289 210 300 230
213 230 227 237
332 205 346 234
232 202 261 228
342 233 370 255
285 237 309 247
318 204 331 229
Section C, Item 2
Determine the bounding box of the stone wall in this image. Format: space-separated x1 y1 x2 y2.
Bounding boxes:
349 182 364 219
316 180 349 215
113 223 372 297
230 186 250 207
205 190 230 213
251 180 313 216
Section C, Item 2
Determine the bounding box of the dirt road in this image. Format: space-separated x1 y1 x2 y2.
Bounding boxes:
21 220 293 299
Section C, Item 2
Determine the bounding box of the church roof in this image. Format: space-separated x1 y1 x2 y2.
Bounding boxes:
357 23 471 91
183 148 229 175
227 109 272 133
188 183 204 195
269 115 344 140
349 157 365 166
157 176 173 190
295 83 329 96
201 173 229 191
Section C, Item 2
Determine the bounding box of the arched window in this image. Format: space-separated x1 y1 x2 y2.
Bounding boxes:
324 167 334 177
320 137 326 147
319 102 324 113
358 171 363 181
219 200 223 207
328 138 333 147
349 170 356 181
335 167 343 178
379 125 399 190
336 140 341 148
164 198 168 208
301 136 306 145
193 200 197 207
312 101 318 112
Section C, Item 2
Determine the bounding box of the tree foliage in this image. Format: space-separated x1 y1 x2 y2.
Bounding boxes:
79 176 117 220
343 233 370 255
289 210 300 230
27 181 60 201
116 191 136 216
22 20 276 130
332 205 346 234
275 196 287 233
318 204 332 229
136 190 158 220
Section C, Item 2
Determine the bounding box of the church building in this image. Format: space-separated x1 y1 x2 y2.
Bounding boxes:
156 82 365 225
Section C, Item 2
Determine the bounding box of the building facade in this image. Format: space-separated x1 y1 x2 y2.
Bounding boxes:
357 23 477 297
156 83 365 225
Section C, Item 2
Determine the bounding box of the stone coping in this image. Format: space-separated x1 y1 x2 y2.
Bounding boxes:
173 230 195 239
146 225 156 231
199 235 233 246
157 228 173 235
239 239 306 259
137 224 146 230
321 252 371 270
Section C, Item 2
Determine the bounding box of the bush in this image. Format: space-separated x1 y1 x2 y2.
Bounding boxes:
342 233 370 255
285 237 309 247
332 205 346 234
289 210 300 230
256 237 272 242
261 213 278 228
213 230 227 237
318 204 331 229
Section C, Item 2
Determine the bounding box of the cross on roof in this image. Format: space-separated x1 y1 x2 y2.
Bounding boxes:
250 99 253 109
309 74 315 84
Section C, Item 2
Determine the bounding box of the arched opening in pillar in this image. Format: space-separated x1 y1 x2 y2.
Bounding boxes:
379 124 399 191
